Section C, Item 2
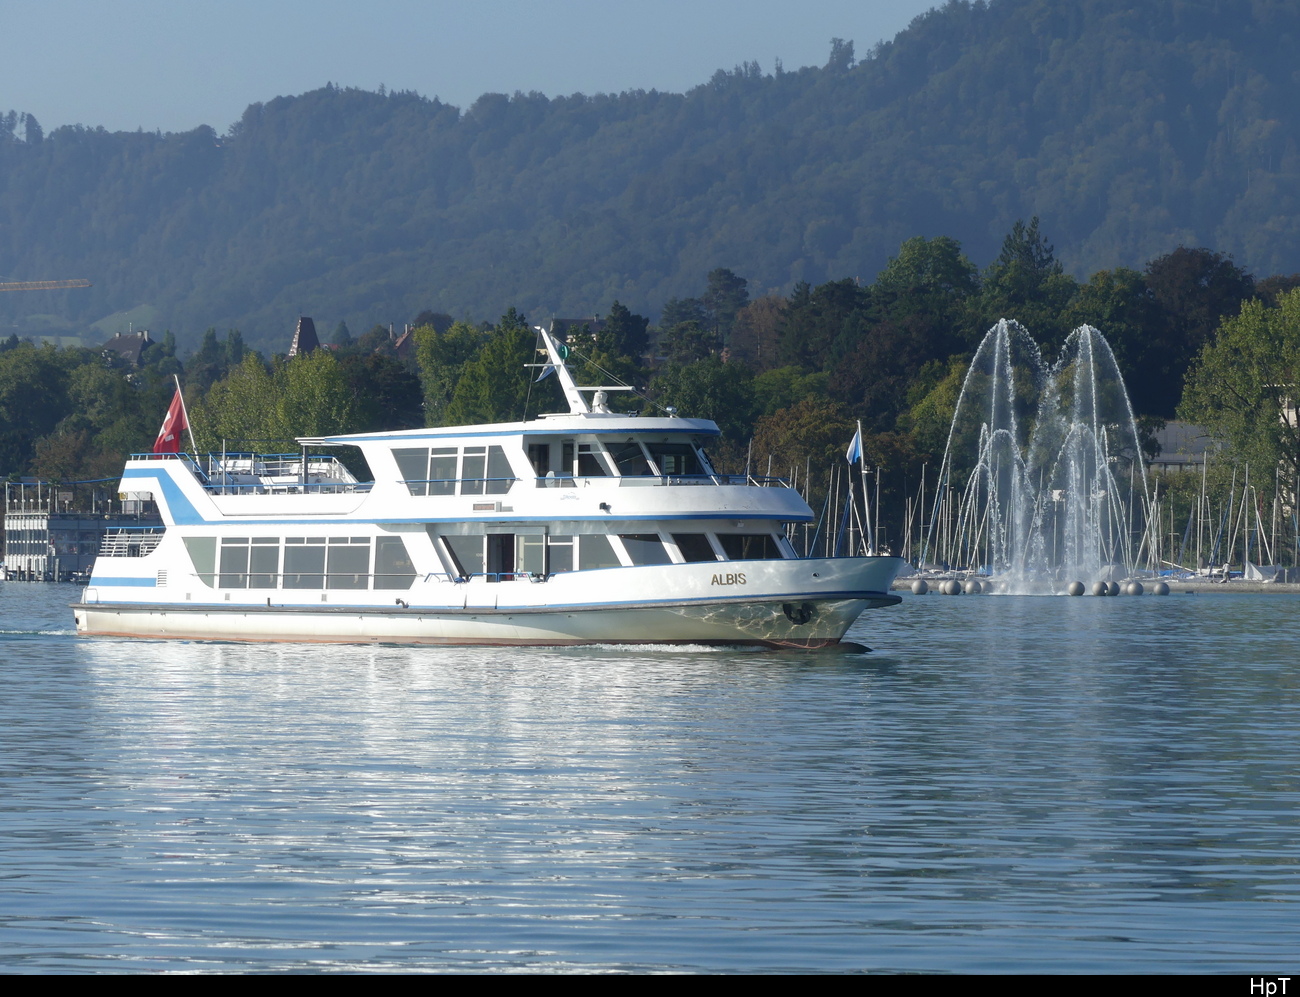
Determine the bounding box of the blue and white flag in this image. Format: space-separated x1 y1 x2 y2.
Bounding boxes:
845 427 862 464
535 364 556 382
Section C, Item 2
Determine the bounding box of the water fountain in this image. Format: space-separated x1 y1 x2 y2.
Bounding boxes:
921 320 1148 592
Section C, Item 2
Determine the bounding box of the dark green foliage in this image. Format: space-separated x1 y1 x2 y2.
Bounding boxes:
702 268 749 342
331 321 354 347
444 309 562 425
658 321 718 365
776 279 870 369
599 301 650 360
980 218 1079 349
649 356 756 445
339 353 422 432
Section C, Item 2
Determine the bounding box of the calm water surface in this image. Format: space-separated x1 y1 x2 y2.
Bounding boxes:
1 581 1297 972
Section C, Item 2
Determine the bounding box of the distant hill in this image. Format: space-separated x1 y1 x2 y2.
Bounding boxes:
3 0 1300 352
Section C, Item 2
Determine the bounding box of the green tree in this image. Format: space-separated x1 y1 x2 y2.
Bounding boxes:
649 355 755 446
445 309 553 425
702 268 749 342
0 343 73 476
414 319 487 426
658 320 718 365
1180 290 1300 486
728 295 787 371
340 352 422 431
598 301 650 360
980 218 1079 347
192 353 280 450
1142 247 1257 414
1063 267 1170 415
751 365 829 418
874 236 980 316
278 348 353 440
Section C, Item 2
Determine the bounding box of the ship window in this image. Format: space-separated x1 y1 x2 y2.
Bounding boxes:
442 535 484 578
327 539 370 589
284 539 327 588
578 534 620 570
394 448 429 496
485 445 514 494
517 535 545 575
547 535 573 573
620 534 671 566
374 536 416 590
184 537 216 588
577 443 609 477
528 443 550 476
672 533 718 563
219 538 250 588
461 447 487 495
428 448 457 496
647 443 703 477
611 440 652 476
718 534 782 560
249 538 280 589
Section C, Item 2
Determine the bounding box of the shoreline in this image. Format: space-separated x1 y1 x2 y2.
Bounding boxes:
891 578 1300 595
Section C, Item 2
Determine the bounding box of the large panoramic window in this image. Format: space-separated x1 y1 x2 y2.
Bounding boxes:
326 537 370 589
374 536 416 590
672 533 718 563
717 534 782 561
611 440 652 476
283 537 327 588
395 445 516 496
619 534 672 566
578 534 620 569
647 443 703 477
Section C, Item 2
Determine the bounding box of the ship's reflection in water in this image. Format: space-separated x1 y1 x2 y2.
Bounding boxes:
2 582 1299 971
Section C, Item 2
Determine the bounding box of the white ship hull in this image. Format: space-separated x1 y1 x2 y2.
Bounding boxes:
74 557 902 648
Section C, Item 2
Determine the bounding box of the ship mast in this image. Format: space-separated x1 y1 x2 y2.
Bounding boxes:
535 325 590 415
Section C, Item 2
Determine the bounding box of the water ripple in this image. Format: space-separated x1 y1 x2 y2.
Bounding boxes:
0 584 1297 970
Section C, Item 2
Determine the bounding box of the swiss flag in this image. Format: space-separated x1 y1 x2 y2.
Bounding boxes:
153 388 188 454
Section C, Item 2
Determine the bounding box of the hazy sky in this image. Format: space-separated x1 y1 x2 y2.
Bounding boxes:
3 0 938 134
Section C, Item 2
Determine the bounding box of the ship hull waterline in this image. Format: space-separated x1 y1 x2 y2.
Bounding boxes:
72 591 899 649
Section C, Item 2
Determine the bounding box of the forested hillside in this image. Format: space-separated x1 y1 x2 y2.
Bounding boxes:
2 0 1299 351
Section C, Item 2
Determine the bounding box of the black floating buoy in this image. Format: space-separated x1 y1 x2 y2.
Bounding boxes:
1067 581 1084 596
911 579 929 595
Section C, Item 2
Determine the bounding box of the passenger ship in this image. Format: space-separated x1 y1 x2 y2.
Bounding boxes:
73 329 903 647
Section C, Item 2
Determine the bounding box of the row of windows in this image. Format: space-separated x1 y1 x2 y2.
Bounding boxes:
179 530 786 590
184 535 417 591
525 440 703 478
435 531 785 579
394 445 515 497
393 438 710 495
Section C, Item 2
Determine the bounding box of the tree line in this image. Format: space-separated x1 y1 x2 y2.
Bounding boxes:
3 220 1296 560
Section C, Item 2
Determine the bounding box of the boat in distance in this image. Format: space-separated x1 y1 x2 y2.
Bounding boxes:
73 328 903 648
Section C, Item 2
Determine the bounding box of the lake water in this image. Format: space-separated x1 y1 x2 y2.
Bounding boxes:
1 581 1298 972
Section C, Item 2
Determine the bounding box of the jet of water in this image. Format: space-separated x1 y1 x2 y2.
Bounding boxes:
922 320 1149 591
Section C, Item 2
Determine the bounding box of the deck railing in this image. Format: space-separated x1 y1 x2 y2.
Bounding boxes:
98 527 166 558
129 452 371 495
534 473 790 488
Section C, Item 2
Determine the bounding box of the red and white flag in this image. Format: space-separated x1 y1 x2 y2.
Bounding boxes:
153 387 189 453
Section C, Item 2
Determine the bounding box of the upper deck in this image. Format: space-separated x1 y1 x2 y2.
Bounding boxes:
117 326 814 527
